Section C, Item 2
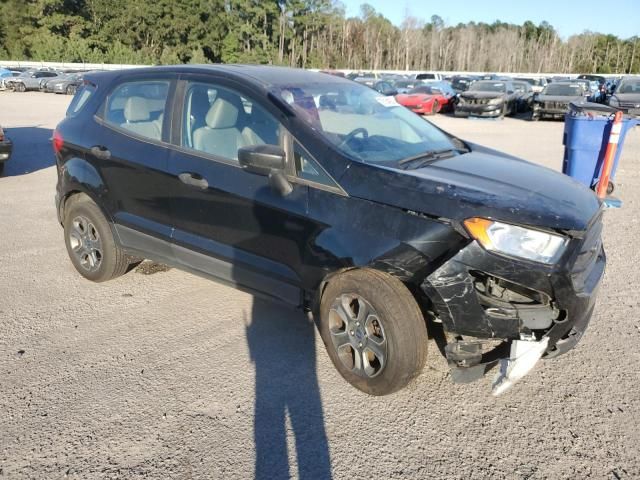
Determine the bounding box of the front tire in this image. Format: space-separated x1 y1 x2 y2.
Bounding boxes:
63 195 136 282
15 83 25 92
318 269 428 396
66 85 77 95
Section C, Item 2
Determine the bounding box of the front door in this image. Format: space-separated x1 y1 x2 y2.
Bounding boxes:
166 78 312 305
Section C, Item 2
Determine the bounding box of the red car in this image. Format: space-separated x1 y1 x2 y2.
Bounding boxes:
395 86 449 115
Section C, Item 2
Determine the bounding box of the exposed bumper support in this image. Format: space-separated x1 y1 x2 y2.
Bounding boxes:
491 337 549 396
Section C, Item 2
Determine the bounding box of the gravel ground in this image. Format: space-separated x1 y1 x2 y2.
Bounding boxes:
1 92 639 480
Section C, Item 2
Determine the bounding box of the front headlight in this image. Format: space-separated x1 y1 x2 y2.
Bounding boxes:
488 98 503 105
608 96 619 107
458 97 466 104
464 218 567 264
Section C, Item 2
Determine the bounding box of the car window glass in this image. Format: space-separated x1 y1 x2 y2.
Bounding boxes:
103 80 169 141
182 82 281 162
67 84 96 117
293 142 336 187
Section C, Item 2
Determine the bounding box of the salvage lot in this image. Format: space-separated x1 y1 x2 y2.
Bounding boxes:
1 92 639 479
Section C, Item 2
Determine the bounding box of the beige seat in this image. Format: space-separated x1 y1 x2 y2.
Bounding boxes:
193 96 248 159
120 97 161 140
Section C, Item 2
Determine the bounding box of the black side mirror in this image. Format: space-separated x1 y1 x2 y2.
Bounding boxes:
238 144 292 196
239 144 285 175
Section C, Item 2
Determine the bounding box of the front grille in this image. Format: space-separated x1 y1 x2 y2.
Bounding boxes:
544 101 568 110
571 214 603 292
467 98 490 105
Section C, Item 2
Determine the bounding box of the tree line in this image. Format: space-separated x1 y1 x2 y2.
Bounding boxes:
0 0 638 74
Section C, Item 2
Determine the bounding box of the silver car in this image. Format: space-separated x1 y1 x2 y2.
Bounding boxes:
10 70 60 92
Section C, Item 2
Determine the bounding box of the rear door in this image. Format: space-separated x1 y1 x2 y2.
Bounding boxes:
83 75 177 261
165 76 313 305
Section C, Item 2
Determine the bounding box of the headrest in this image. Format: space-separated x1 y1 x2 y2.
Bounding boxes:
205 97 240 129
124 96 152 122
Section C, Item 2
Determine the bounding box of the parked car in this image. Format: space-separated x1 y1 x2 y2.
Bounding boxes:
608 76 640 115
54 66 605 396
0 125 12 175
395 85 448 115
10 70 61 92
531 81 589 120
577 74 606 86
43 73 86 95
512 80 535 112
415 72 443 81
514 77 548 93
450 75 479 93
455 80 518 118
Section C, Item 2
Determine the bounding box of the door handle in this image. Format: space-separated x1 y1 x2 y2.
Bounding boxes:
178 172 209 190
90 145 111 160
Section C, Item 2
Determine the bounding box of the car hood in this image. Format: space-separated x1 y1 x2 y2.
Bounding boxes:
397 94 431 104
460 91 504 100
340 143 601 232
614 92 640 103
537 94 584 102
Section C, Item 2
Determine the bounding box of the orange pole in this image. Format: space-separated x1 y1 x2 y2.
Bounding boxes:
596 111 623 198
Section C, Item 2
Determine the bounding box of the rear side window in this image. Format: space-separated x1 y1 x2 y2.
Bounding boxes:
103 80 169 141
66 84 96 117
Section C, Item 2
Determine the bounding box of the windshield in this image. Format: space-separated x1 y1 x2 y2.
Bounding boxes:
271 81 457 164
394 80 417 88
468 81 506 93
617 78 640 94
543 83 583 96
408 86 435 95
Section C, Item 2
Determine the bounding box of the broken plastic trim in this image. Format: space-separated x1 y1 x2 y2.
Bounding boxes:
492 337 549 396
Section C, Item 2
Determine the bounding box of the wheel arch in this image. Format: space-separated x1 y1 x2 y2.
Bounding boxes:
58 157 113 224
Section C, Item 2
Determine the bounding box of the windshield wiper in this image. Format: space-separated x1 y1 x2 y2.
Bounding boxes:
397 148 466 169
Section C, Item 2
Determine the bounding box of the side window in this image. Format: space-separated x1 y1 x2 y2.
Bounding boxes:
294 141 336 187
66 83 95 117
182 82 281 162
103 80 169 141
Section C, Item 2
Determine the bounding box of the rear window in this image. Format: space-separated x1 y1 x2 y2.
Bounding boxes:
103 80 169 141
66 83 96 117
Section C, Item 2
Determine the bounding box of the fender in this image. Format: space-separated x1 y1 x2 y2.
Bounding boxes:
57 156 114 224
304 188 467 292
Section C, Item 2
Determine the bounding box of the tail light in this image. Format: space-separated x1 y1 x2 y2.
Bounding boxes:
52 129 64 153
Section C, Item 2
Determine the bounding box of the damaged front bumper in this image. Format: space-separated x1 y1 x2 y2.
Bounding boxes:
421 215 605 394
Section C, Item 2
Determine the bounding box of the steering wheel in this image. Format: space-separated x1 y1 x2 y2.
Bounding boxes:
338 128 369 149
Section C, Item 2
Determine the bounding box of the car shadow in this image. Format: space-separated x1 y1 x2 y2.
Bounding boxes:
245 298 332 480
1 126 54 177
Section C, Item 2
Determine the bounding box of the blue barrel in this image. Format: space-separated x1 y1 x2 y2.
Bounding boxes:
562 113 637 189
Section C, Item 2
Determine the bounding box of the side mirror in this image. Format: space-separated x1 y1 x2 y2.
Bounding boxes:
238 144 292 196
239 144 286 175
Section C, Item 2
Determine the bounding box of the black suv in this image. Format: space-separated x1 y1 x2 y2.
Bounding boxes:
54 66 605 396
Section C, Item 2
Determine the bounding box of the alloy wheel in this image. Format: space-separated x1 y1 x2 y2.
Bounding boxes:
68 215 103 272
328 293 387 378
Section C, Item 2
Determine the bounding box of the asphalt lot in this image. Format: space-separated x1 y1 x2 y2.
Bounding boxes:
1 91 639 479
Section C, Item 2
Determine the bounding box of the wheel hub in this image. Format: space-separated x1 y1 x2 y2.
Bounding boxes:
69 215 103 273
328 293 387 378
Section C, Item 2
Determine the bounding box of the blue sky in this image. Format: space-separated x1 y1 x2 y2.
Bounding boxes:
341 0 640 39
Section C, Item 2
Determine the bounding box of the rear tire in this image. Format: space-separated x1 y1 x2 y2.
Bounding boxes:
318 269 428 396
63 195 136 282
66 85 77 95
607 180 615 195
431 100 439 115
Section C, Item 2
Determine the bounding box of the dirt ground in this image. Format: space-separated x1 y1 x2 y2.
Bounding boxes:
1 92 639 480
